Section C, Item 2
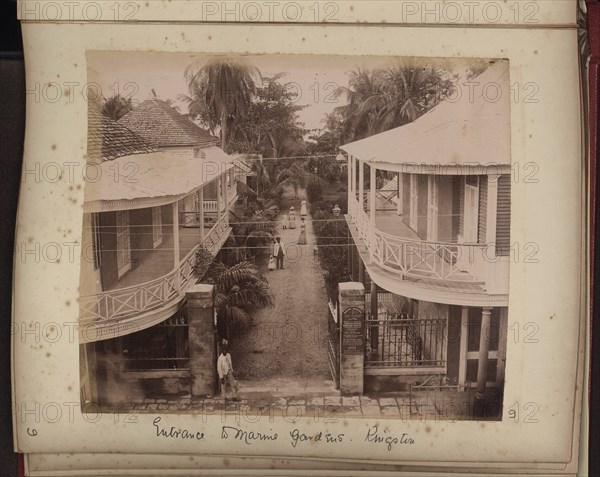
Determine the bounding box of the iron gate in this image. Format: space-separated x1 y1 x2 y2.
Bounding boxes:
327 299 340 388
365 310 447 368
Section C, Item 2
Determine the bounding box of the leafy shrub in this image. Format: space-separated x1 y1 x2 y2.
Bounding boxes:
311 208 351 300
306 181 323 203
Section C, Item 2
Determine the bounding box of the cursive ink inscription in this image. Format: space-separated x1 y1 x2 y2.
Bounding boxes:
289 429 344 448
153 417 205 441
365 425 415 451
221 426 278 445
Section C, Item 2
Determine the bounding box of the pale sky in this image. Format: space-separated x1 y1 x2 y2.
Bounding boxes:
88 52 485 132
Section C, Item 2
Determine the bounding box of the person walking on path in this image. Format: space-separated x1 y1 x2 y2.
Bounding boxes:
217 344 238 400
274 237 285 270
282 214 289 230
289 206 297 229
297 217 307 245
268 254 276 271
300 200 308 218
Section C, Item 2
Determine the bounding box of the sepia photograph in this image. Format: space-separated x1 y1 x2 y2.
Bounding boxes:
77 52 511 422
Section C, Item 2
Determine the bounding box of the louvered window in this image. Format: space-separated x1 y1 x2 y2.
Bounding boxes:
496 175 511 256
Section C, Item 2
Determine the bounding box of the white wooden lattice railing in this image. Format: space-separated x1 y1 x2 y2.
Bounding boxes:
348 197 483 283
79 214 230 327
203 182 238 213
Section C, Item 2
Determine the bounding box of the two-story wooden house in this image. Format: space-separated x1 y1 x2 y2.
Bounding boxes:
340 61 511 398
79 105 238 407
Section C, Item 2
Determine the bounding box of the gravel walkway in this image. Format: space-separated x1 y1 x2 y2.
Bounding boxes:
230 189 331 386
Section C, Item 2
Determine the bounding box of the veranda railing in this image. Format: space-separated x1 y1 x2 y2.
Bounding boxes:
79 213 230 327
348 197 484 283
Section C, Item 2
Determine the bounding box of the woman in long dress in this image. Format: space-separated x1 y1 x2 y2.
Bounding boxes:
288 206 297 229
297 217 307 245
300 200 308 218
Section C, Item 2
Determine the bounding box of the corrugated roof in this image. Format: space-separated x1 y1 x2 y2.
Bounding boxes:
118 99 219 148
87 108 158 162
84 146 234 207
340 61 511 168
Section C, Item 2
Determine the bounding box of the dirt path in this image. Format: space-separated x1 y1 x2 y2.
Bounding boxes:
230 188 331 384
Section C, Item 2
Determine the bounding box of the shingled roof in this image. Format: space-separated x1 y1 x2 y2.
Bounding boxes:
87 108 158 162
117 99 219 148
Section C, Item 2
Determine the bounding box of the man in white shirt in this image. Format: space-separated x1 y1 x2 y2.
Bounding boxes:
217 344 238 400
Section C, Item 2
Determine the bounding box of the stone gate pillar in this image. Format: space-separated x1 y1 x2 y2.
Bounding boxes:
186 284 217 397
338 282 365 395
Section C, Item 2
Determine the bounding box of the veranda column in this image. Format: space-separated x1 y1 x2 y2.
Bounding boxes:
338 282 365 395
347 154 352 207
198 186 205 244
458 306 469 388
186 284 217 397
397 172 403 216
369 164 377 224
172 201 181 290
359 159 365 213
369 280 378 359
223 172 229 226
476 307 493 405
351 155 357 201
216 176 222 223
426 176 438 241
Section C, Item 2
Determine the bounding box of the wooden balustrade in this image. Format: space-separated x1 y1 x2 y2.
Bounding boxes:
80 213 230 327
349 197 484 283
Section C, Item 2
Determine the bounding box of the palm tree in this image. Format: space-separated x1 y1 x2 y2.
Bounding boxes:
102 95 134 120
196 258 274 339
274 161 307 199
228 210 278 262
180 57 261 153
366 59 454 132
334 67 382 141
320 111 342 134
335 60 456 142
249 159 272 198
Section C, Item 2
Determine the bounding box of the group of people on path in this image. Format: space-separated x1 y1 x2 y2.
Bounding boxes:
281 200 307 230
219 200 311 400
268 200 308 271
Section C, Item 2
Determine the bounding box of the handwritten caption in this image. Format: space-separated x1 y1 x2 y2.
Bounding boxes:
152 419 415 451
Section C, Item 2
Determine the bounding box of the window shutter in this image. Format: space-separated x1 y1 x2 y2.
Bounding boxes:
478 176 488 244
496 175 511 256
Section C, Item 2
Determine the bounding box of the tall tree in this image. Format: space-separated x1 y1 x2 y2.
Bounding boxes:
334 60 457 142
274 161 307 199
101 95 134 121
181 57 261 153
228 74 307 158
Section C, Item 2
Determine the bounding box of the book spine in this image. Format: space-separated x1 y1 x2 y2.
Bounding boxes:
587 1 599 334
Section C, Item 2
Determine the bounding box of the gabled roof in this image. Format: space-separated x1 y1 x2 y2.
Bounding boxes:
87 108 158 162
118 99 219 148
340 61 511 170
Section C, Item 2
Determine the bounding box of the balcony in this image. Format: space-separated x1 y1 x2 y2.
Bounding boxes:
202 181 238 216
347 197 509 307
79 214 231 343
